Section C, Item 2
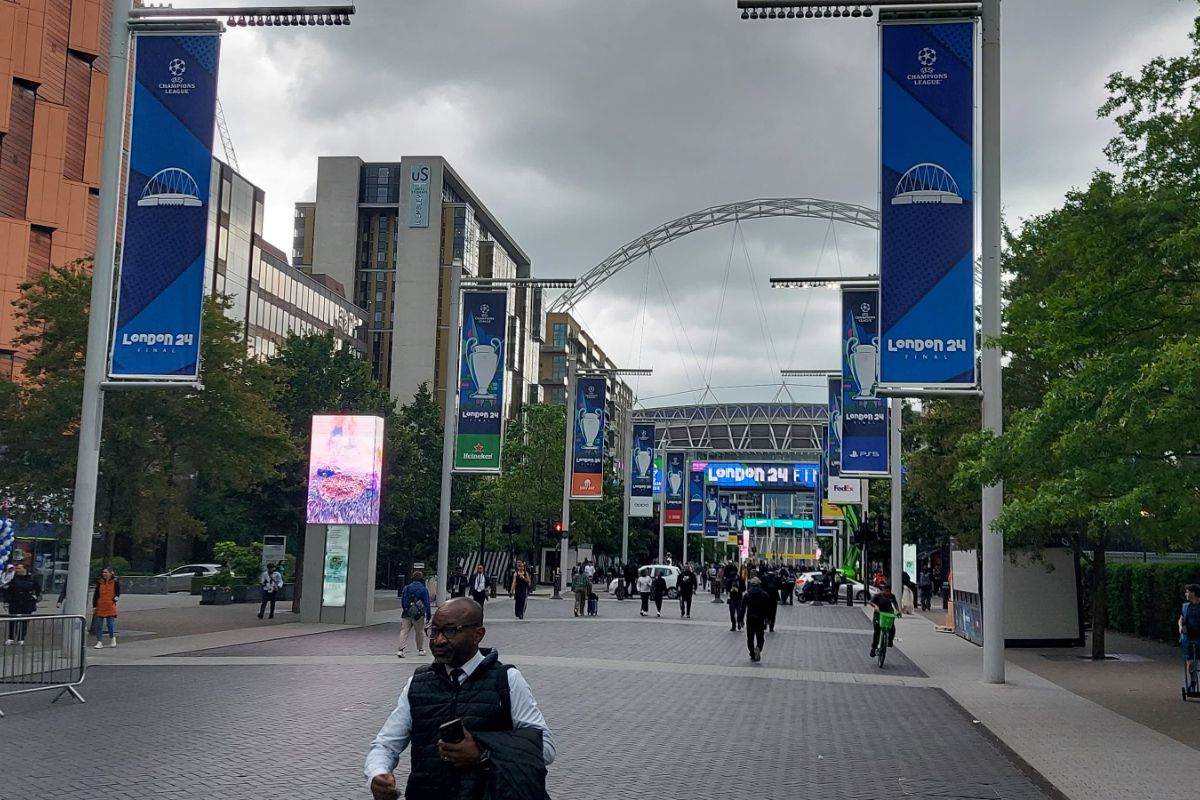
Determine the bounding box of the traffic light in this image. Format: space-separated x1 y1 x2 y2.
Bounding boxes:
552 520 564 537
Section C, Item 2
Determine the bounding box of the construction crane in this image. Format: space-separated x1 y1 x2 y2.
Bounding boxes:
215 97 240 173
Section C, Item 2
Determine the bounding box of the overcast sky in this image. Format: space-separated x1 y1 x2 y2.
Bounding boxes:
197 0 1195 408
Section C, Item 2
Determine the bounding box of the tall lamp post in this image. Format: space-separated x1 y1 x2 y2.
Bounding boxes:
65 2 355 623
745 0 1003 683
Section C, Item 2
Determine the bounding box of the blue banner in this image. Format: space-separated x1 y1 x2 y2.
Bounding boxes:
880 20 976 387
689 470 706 535
704 482 719 539
454 291 507 472
827 377 842 477
842 289 889 475
629 423 655 517
718 494 731 533
696 462 817 490
110 34 221 379
571 377 606 499
664 451 685 527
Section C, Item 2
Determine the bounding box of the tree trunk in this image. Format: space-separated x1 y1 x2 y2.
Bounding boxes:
1091 538 1107 660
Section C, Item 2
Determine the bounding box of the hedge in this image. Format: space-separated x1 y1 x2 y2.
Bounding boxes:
1105 562 1200 643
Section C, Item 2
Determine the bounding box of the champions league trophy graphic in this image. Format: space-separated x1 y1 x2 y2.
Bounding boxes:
847 331 880 400
719 504 729 525
668 466 682 497
831 407 843 448
706 495 718 518
578 405 603 450
634 441 653 479
466 335 502 400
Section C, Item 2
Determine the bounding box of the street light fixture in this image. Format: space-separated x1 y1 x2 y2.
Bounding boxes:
770 276 878 289
780 369 839 378
738 0 1004 685
128 5 356 26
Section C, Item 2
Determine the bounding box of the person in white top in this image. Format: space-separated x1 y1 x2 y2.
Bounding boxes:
636 571 653 617
469 564 489 607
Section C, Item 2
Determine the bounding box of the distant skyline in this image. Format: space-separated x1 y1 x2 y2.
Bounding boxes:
192 0 1196 407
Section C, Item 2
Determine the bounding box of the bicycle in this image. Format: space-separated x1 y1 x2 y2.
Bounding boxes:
876 611 896 668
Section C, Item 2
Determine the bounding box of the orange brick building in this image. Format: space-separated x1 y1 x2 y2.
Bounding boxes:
0 0 112 378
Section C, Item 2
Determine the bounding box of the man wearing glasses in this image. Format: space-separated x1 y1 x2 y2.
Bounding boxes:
365 597 555 800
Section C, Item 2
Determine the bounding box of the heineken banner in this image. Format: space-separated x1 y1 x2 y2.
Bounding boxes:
880 20 977 387
664 451 685 526
629 423 655 517
570 376 606 499
110 33 221 379
827 377 842 477
453 291 507 472
704 482 719 538
841 288 889 475
689 471 706 535
718 494 731 533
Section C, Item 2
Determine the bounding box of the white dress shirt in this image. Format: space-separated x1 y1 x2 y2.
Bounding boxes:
364 650 556 788
473 573 487 593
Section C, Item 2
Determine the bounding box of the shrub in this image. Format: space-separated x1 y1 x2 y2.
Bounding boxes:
90 556 131 579
1106 562 1200 642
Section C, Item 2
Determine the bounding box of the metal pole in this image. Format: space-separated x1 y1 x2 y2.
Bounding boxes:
657 495 665 564
861 481 870 604
64 0 132 620
560 356 577 585
621 404 631 566
890 400 903 614
435 265 463 605
980 0 1005 684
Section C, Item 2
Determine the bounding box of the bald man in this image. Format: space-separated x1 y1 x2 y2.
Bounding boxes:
365 598 555 800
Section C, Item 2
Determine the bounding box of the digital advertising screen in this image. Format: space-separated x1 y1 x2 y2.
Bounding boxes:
306 415 385 525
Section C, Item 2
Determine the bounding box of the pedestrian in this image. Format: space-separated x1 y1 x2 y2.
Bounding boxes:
779 566 793 606
652 571 667 617
1179 584 1200 693
91 566 120 649
510 561 532 620
397 570 432 658
2 561 41 645
637 570 653 617
365 598 555 800
761 568 780 632
677 566 697 619
469 564 489 607
624 561 638 599
258 561 284 619
918 569 933 611
570 567 590 617
726 571 745 632
583 560 595 583
743 577 772 662
869 582 899 658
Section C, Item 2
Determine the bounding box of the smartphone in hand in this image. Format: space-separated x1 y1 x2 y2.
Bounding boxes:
438 718 464 744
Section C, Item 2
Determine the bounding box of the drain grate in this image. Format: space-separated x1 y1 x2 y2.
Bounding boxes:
899 777 1002 798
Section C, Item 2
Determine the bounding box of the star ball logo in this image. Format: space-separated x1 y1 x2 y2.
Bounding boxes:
917 47 937 67
168 58 187 77
160 56 196 95
907 45 949 86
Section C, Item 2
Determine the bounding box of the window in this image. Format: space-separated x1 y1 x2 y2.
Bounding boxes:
552 323 568 348
550 355 566 380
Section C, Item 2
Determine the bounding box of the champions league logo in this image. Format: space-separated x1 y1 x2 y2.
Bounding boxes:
160 57 196 95
907 45 949 86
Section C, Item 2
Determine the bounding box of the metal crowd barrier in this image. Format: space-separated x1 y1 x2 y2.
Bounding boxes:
0 614 87 716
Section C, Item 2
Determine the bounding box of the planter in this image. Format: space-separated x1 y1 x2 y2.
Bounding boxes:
200 586 233 605
231 585 249 603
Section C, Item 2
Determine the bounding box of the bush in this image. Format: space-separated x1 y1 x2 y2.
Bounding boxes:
90 556 131 579
213 540 261 583
1106 562 1200 642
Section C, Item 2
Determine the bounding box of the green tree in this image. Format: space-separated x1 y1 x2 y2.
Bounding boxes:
379 384 444 573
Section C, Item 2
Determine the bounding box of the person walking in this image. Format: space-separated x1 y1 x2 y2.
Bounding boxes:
918 569 933 612
258 562 284 619
652 571 667 617
761 568 780 633
469 565 489 607
624 561 638 599
91 566 120 649
2 562 41 645
869 582 899 658
397 570 432 658
1179 584 1200 692
571 568 590 617
779 566 793 606
726 571 745 632
636 571 653 616
677 566 697 619
510 561 532 620
743 577 772 662
365 598 556 800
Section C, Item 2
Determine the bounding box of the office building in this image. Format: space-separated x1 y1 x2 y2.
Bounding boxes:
294 156 542 419
0 0 112 378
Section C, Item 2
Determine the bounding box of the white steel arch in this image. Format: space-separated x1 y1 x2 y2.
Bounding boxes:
549 197 879 312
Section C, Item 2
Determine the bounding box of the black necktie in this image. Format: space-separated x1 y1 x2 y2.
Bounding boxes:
450 667 465 686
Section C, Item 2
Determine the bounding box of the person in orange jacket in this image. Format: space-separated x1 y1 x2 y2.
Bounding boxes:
92 567 120 649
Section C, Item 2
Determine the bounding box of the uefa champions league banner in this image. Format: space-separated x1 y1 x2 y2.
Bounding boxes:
664 451 685 526
880 20 977 387
827 377 842 477
841 288 889 476
691 471 708 535
704 482 720 538
629 423 655 517
718 494 731 533
110 33 221 379
454 291 507 472
571 376 606 499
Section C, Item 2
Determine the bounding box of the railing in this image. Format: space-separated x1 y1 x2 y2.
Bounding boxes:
0 614 88 717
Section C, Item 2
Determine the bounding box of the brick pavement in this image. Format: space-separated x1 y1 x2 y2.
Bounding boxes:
0 592 1054 800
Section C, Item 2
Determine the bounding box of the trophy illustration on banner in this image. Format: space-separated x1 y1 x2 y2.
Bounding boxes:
466 335 502 400
578 405 603 450
719 504 729 524
668 466 682 497
831 407 842 445
847 332 880 400
706 495 718 518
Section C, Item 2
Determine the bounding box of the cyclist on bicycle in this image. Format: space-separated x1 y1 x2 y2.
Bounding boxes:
870 581 898 658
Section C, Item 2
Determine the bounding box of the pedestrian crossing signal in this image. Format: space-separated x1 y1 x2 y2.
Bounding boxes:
552 521 564 536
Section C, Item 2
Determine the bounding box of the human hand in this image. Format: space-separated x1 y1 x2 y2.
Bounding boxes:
438 728 482 768
369 773 399 800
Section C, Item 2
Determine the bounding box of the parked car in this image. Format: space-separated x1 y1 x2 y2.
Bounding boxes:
608 565 682 599
794 571 879 603
155 563 221 592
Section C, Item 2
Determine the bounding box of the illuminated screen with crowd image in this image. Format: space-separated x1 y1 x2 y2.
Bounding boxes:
306 415 385 525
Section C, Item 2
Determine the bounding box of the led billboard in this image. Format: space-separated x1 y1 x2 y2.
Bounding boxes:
306 415 385 525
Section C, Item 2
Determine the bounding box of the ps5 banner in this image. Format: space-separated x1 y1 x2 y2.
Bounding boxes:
880 20 977 387
454 291 507 472
664 451 685 526
841 288 889 476
704 483 719 539
827 377 842 477
689 470 706 535
629 423 655 517
110 33 221 380
571 376 606 499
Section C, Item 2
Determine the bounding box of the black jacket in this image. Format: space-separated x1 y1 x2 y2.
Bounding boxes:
3 573 41 615
652 576 667 600
742 586 773 621
473 727 550 800
677 573 696 598
761 573 780 597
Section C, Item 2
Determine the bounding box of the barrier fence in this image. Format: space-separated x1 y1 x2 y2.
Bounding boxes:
0 614 87 716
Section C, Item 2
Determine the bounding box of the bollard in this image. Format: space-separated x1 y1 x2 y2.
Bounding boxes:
847 584 854 607
552 570 562 600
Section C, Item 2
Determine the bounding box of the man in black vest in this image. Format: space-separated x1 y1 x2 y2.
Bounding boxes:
365 598 556 800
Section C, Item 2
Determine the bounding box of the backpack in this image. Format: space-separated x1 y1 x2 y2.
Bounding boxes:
403 585 425 620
